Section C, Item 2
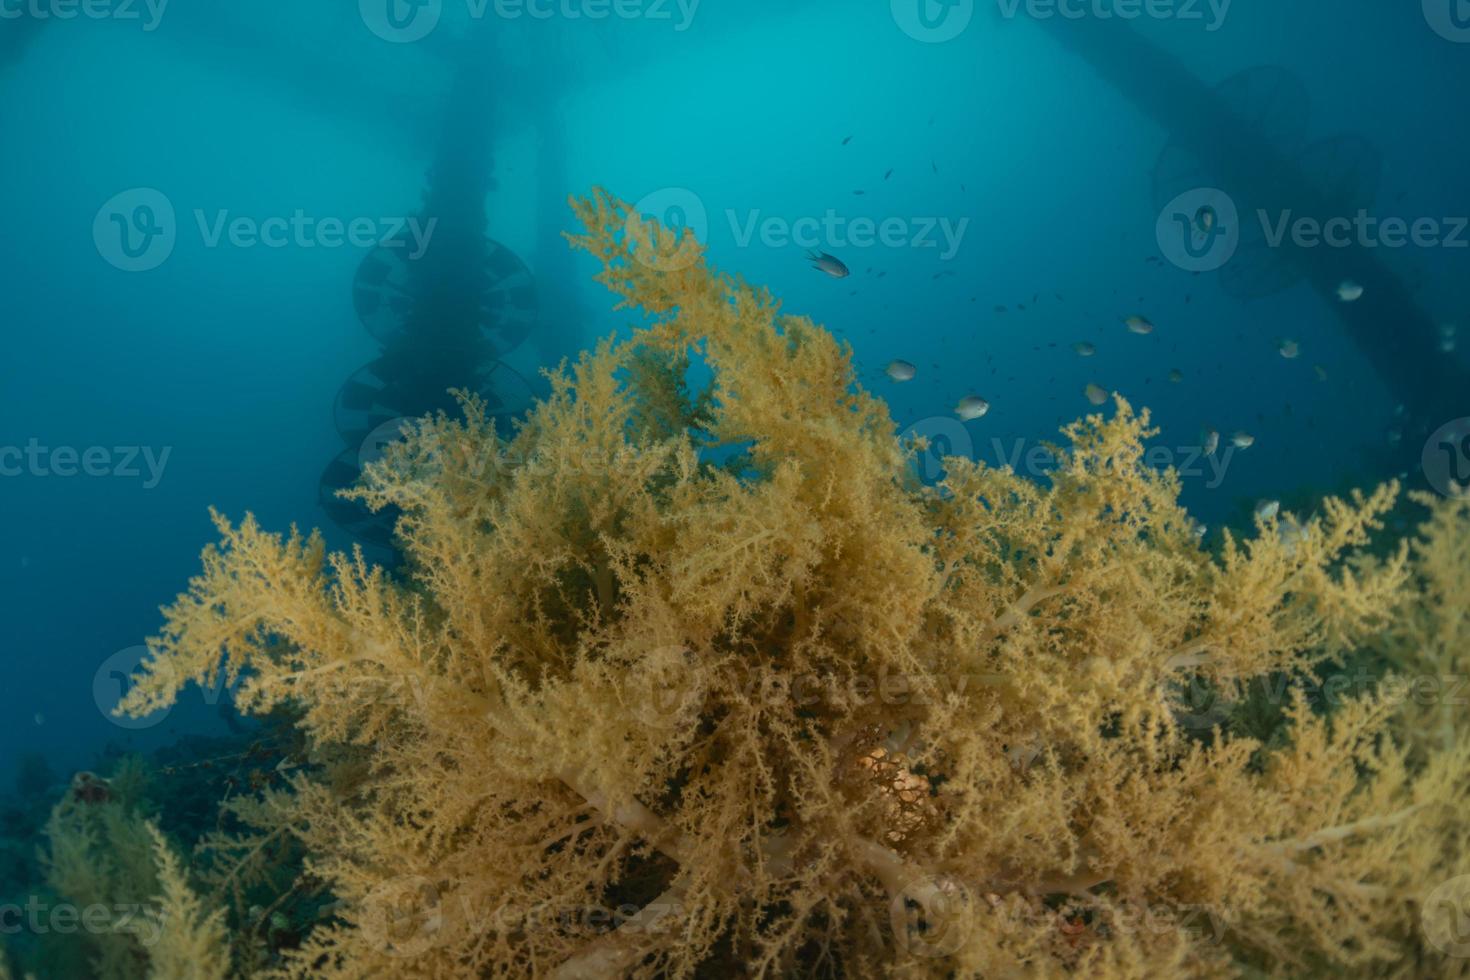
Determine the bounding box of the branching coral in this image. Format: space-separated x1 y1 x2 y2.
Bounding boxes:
117 189 1470 978
42 784 232 980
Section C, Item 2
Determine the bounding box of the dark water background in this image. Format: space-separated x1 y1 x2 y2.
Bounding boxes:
1 1 1467 792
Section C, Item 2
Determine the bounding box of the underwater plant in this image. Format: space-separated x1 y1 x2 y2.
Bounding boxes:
112 190 1470 978
40 763 231 980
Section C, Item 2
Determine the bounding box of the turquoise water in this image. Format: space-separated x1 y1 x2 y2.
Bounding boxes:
0 0 1467 819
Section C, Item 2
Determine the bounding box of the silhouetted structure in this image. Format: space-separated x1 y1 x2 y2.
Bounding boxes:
1042 16 1469 476
319 49 539 552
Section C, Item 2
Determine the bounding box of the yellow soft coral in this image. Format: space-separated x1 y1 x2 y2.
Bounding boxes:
118 189 1468 978
42 793 231 980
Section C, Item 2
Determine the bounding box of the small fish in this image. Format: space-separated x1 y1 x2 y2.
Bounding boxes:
807 250 849 278
955 395 990 420
1313 364 1329 382
1084 383 1109 406
1337 280 1364 302
1202 428 1220 455
1254 499 1280 521
841 135 852 145
1188 519 1208 541
883 168 894 180
1125 315 1154 335
886 359 917 382
1231 431 1255 449
1168 368 1184 384
1193 205 1217 234
1278 338 1300 359
33 713 44 726
1072 341 1096 357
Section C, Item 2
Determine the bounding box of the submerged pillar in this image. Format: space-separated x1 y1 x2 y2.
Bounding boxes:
1037 14 1469 476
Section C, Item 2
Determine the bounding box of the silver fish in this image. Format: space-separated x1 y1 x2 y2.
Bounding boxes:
955 395 990 420
808 250 849 279
886 359 917 382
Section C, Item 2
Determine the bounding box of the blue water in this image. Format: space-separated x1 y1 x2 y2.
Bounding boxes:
1 1 1467 789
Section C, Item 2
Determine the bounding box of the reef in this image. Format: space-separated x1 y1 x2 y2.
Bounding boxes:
24 188 1461 978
